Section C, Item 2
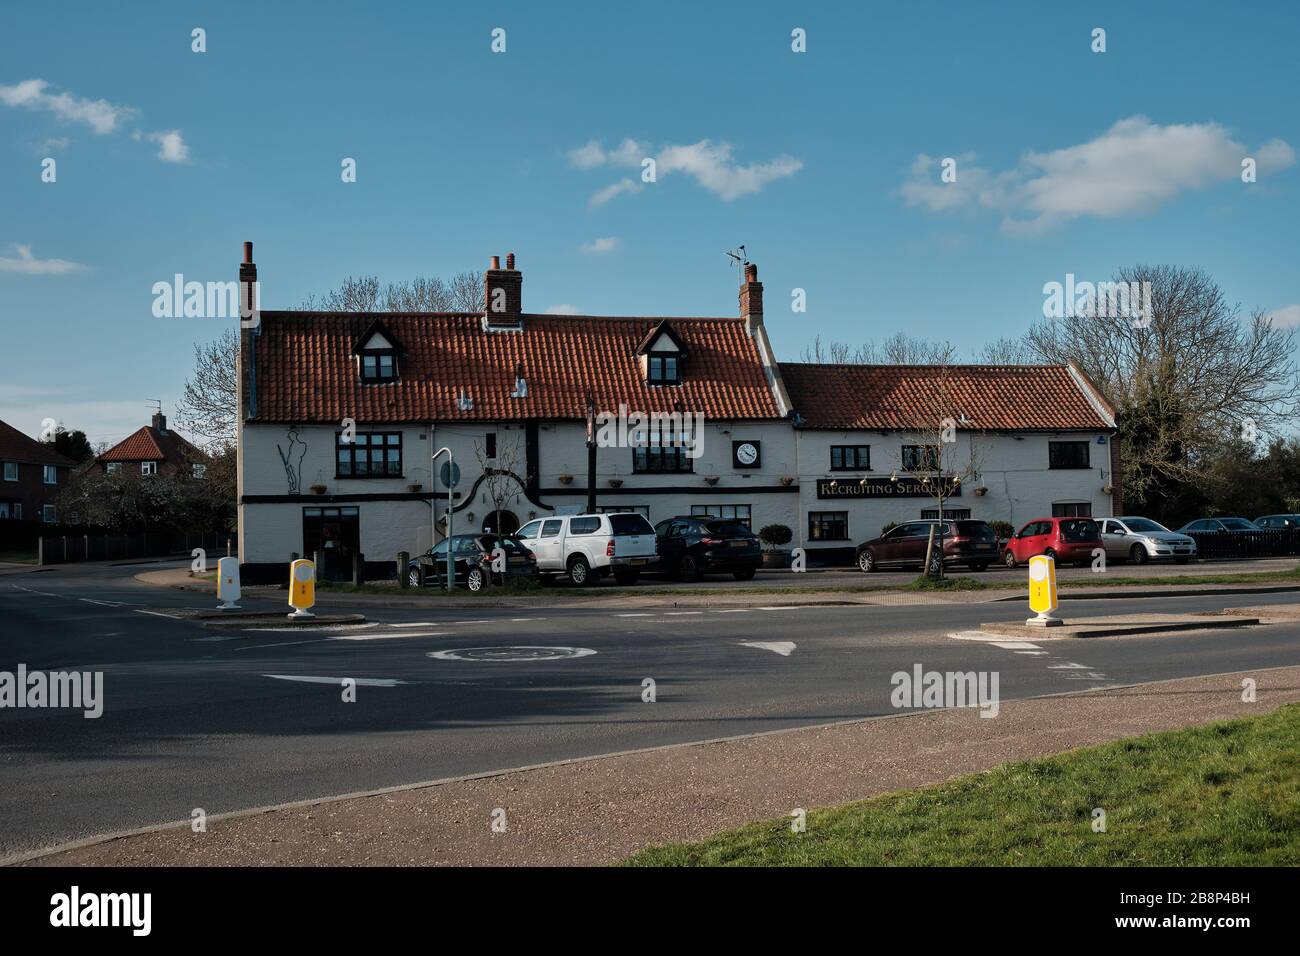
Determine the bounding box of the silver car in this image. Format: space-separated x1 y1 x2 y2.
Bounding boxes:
1100 516 1197 564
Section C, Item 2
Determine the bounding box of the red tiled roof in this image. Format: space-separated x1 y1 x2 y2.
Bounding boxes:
252 312 784 422
780 363 1114 431
0 419 76 466
100 426 203 463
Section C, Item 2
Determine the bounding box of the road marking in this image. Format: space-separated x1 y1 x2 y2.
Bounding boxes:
713 609 750 613
990 641 1041 650
451 620 490 625
1015 650 1050 656
389 622 439 628
10 585 61 597
666 611 703 616
739 641 796 656
263 674 406 687
79 598 126 607
427 646 596 662
331 631 450 641
232 640 323 651
756 606 802 611
134 609 180 619
617 613 653 618
1048 662 1093 670
510 617 539 622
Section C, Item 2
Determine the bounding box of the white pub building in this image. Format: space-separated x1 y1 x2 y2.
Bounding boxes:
235 244 1120 580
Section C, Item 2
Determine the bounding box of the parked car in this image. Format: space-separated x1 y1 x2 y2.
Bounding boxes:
653 516 763 581
1099 516 1197 564
857 519 1000 573
515 512 657 586
1254 514 1300 530
411 533 538 591
1177 517 1262 533
1002 517 1102 568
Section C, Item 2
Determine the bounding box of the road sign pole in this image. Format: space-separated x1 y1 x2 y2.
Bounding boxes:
431 446 456 592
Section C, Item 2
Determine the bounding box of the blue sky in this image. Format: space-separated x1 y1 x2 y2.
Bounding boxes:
2 0 1296 446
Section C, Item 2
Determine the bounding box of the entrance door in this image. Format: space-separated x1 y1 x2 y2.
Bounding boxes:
303 506 360 580
483 509 520 535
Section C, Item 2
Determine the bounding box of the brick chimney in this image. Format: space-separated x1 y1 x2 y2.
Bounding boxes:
740 261 763 334
152 411 168 433
239 241 257 321
484 252 523 327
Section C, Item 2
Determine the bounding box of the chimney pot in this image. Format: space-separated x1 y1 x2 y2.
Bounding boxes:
490 255 500 270
243 241 253 264
506 252 515 270
745 262 758 282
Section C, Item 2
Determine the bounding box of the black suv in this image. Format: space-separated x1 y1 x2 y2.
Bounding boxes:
653 516 762 581
410 534 538 591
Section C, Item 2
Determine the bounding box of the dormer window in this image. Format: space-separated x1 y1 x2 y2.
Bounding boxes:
636 320 687 388
648 355 679 385
352 320 405 385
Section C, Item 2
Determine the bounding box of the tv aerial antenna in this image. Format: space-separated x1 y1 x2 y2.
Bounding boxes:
725 245 748 286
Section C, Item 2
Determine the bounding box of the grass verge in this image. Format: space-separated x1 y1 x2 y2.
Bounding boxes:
0 549 39 564
624 703 1300 866
902 575 987 591
1060 566 1300 589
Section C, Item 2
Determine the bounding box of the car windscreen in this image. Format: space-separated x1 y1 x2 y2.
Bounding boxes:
608 513 655 536
481 536 528 554
1221 518 1258 531
953 521 996 539
1123 518 1168 533
701 521 754 538
1060 519 1100 541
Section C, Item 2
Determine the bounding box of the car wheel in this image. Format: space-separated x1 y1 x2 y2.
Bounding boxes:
466 567 485 592
732 567 756 581
568 555 595 587
926 553 943 575
969 561 989 572
858 550 876 573
1003 549 1018 569
407 567 422 588
679 554 702 582
1044 548 1057 563
1129 544 1149 565
613 569 640 586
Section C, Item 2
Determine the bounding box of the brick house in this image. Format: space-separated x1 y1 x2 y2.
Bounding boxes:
0 419 76 523
234 243 1120 579
94 413 208 480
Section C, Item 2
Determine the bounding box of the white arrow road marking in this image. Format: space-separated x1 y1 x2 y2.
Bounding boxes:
739 641 796 656
263 674 406 687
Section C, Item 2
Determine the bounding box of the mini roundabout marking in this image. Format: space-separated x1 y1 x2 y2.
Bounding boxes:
426 646 597 662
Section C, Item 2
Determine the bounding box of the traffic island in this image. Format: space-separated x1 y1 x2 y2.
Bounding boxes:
979 612 1259 639
195 610 367 629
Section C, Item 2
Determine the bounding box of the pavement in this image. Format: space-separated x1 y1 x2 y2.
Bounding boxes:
18 666 1299 866
3 560 1300 864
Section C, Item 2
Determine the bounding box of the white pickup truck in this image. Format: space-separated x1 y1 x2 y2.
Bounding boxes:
514 512 658 586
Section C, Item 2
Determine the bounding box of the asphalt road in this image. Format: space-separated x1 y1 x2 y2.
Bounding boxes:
2 561 1299 857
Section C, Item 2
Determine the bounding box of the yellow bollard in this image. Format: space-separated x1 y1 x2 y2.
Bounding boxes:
1026 554 1063 627
217 556 241 610
288 558 316 619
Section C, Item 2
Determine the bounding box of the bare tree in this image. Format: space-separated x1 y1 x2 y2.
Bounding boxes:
891 348 988 579
174 328 238 446
801 332 978 366
1024 264 1300 512
472 430 530 535
300 273 482 313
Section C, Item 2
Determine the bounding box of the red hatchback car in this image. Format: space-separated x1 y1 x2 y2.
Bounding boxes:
1003 517 1102 568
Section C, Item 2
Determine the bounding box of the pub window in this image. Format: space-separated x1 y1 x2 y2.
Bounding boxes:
1048 441 1090 469
1052 502 1093 517
808 511 849 541
632 422 694 473
337 431 403 477
360 350 397 383
691 504 752 528
921 508 971 520
830 445 871 471
901 445 939 471
647 354 680 385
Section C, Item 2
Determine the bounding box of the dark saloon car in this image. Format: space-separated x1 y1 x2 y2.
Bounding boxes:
410 533 538 591
1253 514 1300 530
856 519 1000 573
653 516 763 581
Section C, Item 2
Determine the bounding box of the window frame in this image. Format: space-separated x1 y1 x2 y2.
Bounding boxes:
106 462 121 475
336 431 404 479
830 445 871 471
42 465 57 485
646 353 681 386
632 421 695 474
1048 440 1091 470
360 349 398 383
3 461 17 481
901 445 940 472
1051 502 1093 518
690 504 752 529
141 461 158 477
808 510 849 541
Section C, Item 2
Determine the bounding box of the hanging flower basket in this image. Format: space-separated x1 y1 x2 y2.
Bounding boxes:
558 474 574 485
310 484 327 495
608 478 623 488
779 476 796 487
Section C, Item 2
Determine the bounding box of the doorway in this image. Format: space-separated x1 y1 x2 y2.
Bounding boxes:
303 506 360 580
482 509 520 535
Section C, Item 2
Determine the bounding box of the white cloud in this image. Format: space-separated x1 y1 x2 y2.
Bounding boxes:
580 237 621 255
134 128 189 163
589 178 642 207
0 244 89 276
1267 304 1300 328
572 137 802 204
901 117 1296 235
545 304 581 315
37 137 70 153
0 78 134 134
